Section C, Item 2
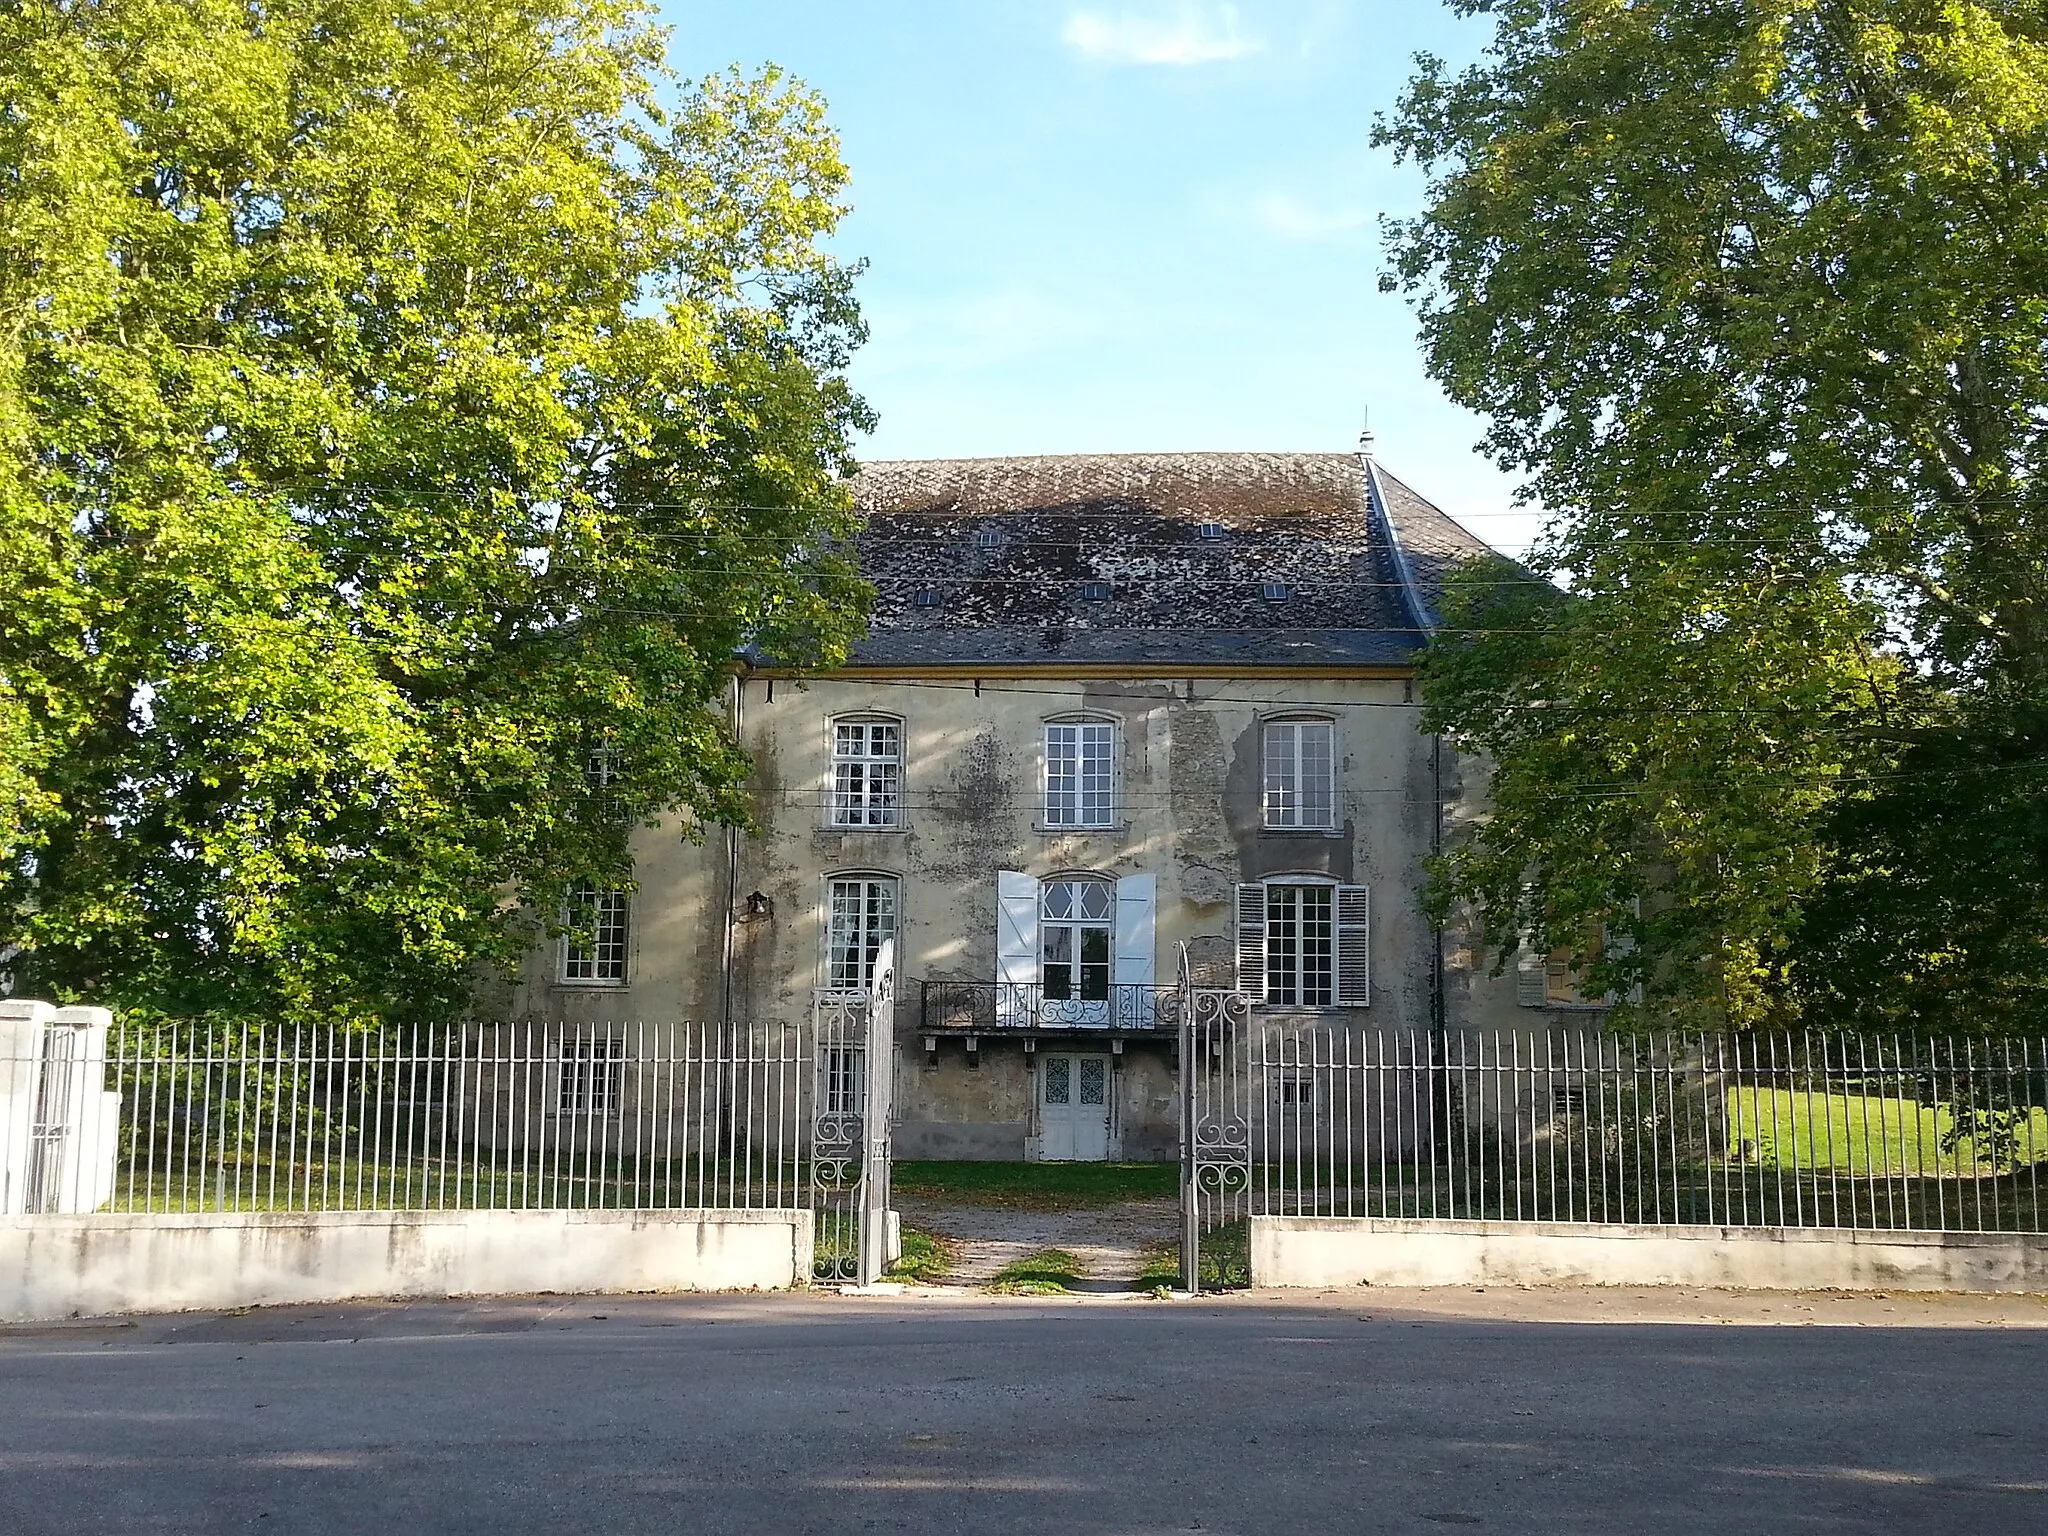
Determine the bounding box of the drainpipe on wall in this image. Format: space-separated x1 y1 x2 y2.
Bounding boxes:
720 663 748 1142
1429 727 1455 1164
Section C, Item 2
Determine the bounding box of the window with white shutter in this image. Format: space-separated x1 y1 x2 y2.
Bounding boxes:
1237 880 1368 1006
1264 883 1335 1005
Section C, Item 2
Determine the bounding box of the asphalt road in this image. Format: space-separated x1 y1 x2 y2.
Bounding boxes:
2 1289 2045 1534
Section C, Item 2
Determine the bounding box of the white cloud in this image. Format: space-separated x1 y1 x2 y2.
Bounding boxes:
1061 4 1263 66
1252 192 1368 240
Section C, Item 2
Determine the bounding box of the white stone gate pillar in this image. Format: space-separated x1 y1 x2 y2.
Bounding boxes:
0 1000 120 1214
0 999 54 1215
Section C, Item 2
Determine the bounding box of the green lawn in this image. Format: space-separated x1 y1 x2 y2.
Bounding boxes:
1727 1088 2048 1177
987 1248 1085 1294
885 1227 951 1284
891 1160 1176 1209
1134 1222 1250 1291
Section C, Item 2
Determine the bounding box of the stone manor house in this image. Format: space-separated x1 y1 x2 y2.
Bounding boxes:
508 448 1577 1161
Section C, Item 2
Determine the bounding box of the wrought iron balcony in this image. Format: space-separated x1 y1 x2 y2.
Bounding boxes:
915 981 1182 1033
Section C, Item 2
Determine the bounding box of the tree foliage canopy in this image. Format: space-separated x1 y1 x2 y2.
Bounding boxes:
1380 0 2048 1030
0 0 870 1024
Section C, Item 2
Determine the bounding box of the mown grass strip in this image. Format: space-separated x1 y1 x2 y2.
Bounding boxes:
987 1248 1085 1295
885 1227 951 1284
893 1160 1176 1209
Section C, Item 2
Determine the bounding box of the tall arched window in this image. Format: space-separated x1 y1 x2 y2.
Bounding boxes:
824 872 899 992
1235 876 1369 1006
828 716 902 828
1040 876 1115 1002
1043 714 1117 828
1262 715 1336 830
560 884 630 985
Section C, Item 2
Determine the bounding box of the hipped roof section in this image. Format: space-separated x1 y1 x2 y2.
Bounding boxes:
825 451 1495 670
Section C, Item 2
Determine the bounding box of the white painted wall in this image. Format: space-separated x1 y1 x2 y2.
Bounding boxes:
1251 1216 2048 1295
0 1208 814 1322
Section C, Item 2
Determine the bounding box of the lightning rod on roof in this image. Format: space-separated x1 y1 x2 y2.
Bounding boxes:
1357 408 1376 457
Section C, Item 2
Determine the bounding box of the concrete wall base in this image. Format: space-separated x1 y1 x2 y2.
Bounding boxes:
0 1208 814 1322
1250 1216 2048 1294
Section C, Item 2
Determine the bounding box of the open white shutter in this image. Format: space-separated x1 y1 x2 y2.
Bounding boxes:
996 871 1038 1026
1235 883 1267 1001
1115 874 1157 1026
1335 884 1370 1005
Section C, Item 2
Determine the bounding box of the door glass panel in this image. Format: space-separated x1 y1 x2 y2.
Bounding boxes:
1079 928 1111 1000
1079 1058 1106 1106
1044 1057 1071 1105
1043 926 1075 999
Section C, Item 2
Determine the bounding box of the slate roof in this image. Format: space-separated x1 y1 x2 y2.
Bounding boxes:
838 451 1494 669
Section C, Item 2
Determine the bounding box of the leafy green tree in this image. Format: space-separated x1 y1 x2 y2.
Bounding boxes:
0 0 870 1025
1380 1 2048 1030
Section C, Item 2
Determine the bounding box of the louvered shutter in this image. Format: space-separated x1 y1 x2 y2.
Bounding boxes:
996 871 1038 1026
1235 883 1267 1001
1335 885 1370 1005
1515 938 1548 1007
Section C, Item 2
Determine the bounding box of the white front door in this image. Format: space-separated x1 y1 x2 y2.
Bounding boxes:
1040 1054 1111 1161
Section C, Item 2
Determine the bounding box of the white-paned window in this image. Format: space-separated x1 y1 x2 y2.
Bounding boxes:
1265 884 1335 1005
1238 880 1370 1006
557 1038 624 1115
561 885 630 984
829 718 902 828
1044 720 1116 828
1263 718 1336 830
825 875 898 992
820 1046 863 1115
1041 878 1115 1002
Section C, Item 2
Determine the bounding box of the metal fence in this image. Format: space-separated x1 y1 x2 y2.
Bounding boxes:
6 1020 821 1214
1192 1027 2048 1238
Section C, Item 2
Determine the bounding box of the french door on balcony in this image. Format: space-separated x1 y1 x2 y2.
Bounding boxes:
1041 878 1112 1024
995 871 1156 1030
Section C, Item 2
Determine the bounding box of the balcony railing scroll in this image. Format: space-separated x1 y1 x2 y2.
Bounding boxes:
917 981 1182 1033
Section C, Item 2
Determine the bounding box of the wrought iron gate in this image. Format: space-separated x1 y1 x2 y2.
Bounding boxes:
1177 944 1252 1293
811 939 898 1285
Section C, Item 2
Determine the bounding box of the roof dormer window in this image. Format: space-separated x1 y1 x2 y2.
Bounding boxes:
1197 522 1227 541
1078 581 1111 601
913 587 944 608
974 528 1004 550
1260 582 1290 602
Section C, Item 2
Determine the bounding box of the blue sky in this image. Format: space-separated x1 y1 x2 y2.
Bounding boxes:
659 1 1535 548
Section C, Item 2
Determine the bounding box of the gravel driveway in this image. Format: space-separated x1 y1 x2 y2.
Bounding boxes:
893 1194 1180 1287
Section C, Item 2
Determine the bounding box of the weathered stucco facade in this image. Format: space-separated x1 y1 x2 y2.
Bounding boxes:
511 449 1560 1160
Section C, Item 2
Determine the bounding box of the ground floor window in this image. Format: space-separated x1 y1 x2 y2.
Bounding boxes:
558 1038 624 1116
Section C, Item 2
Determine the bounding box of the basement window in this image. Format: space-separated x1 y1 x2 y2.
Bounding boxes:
558 1038 625 1116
